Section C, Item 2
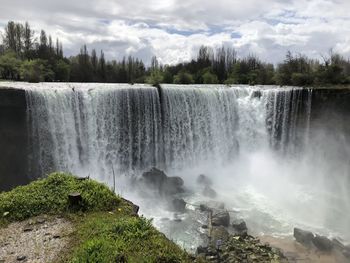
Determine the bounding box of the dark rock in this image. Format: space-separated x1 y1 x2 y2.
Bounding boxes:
202 186 217 198
16 255 26 261
23 227 33 232
196 246 208 255
197 174 212 186
332 238 345 250
141 168 184 195
162 176 184 195
232 219 248 236
142 167 167 188
171 198 186 212
212 211 230 227
199 204 211 212
53 234 61 239
201 224 208 229
232 219 247 232
293 228 314 245
312 235 333 251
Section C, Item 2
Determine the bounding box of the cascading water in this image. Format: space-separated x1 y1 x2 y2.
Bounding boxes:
17 82 349 247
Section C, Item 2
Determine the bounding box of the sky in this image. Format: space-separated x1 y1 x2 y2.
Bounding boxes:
0 0 349 65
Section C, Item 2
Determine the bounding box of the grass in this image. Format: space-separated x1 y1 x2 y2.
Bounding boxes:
0 173 199 262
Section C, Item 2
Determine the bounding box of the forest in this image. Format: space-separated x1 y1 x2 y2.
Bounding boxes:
1 21 350 86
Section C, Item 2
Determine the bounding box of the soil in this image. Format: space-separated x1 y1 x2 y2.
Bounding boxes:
0 215 73 263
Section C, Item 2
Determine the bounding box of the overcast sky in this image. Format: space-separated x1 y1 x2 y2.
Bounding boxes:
0 0 349 65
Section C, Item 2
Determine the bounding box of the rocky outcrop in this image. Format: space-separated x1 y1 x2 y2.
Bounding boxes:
211 211 230 227
293 228 314 246
140 167 184 196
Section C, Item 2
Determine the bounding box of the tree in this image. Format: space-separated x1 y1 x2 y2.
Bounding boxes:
0 51 21 80
173 70 194 84
202 68 218 84
55 59 70 81
20 59 45 82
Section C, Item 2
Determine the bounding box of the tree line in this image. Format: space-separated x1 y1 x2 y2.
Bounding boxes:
1 21 350 86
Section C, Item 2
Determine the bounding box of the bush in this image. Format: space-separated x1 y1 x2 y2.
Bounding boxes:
173 70 194 84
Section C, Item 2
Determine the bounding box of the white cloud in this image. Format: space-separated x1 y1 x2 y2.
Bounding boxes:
0 0 349 64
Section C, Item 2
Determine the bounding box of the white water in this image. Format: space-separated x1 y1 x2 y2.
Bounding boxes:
5 82 348 248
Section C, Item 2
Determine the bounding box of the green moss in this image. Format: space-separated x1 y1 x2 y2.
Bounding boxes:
0 172 120 223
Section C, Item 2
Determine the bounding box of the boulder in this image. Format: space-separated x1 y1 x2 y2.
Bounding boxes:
312 235 333 251
202 186 217 198
141 168 184 195
162 176 184 195
212 211 230 227
171 198 186 212
232 219 248 235
197 174 212 186
142 167 167 188
293 228 314 245
196 246 208 255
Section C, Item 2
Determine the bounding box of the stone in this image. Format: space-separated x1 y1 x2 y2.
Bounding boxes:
232 219 247 232
331 238 345 251
196 246 208 255
202 186 217 198
142 167 167 188
312 235 333 251
23 227 33 232
162 176 184 195
212 211 230 227
53 234 61 239
171 198 186 212
141 168 184 195
293 228 314 245
197 174 212 186
16 255 26 261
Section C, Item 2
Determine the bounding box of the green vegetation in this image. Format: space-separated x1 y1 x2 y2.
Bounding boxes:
1 20 350 86
0 173 197 262
0 172 120 223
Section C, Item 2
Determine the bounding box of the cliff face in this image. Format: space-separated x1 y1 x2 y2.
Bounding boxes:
0 88 28 191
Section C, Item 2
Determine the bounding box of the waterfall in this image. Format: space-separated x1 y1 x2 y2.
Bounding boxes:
24 83 313 182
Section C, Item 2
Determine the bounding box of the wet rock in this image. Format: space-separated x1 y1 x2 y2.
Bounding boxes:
16 255 26 261
171 198 186 212
232 219 247 231
293 228 314 245
202 186 217 198
332 238 345 250
201 224 208 229
199 204 211 212
312 235 333 251
141 168 184 195
212 211 230 227
196 246 208 255
162 176 184 195
53 234 61 239
142 167 167 188
232 219 248 236
197 174 212 186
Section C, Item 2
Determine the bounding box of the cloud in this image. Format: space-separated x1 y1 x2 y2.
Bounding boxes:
0 0 349 64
